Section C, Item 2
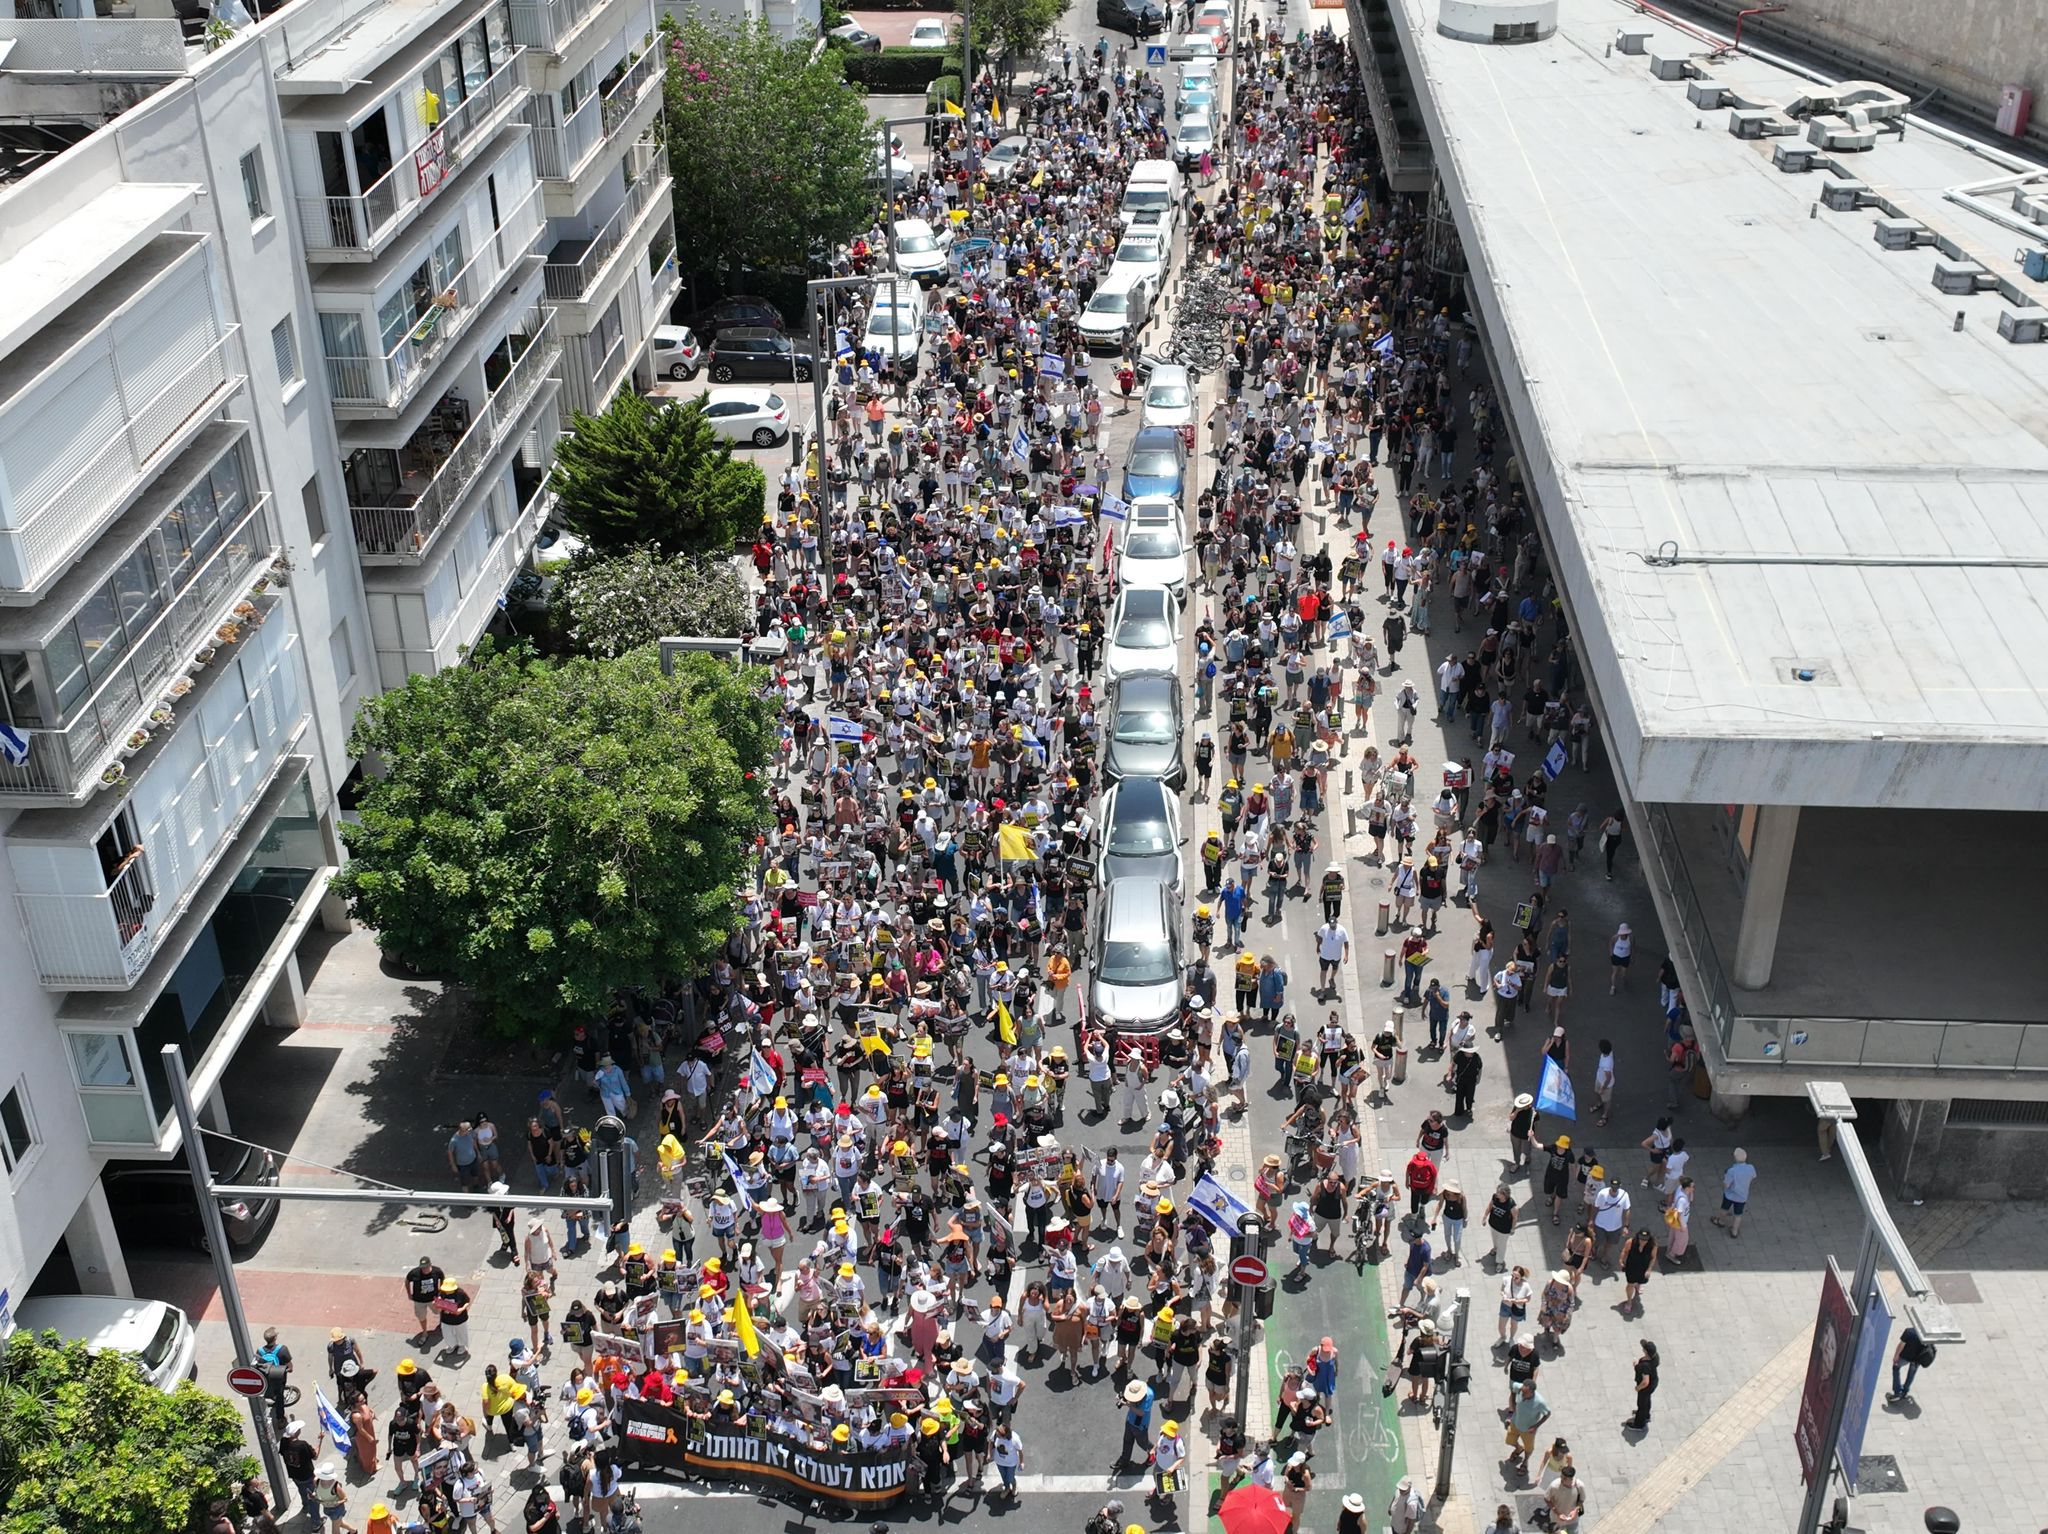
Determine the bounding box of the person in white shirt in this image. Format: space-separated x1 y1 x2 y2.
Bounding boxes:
1593 1042 1616 1128
1608 922 1633 994
1093 1150 1127 1232
989 1422 1025 1497
1315 920 1351 992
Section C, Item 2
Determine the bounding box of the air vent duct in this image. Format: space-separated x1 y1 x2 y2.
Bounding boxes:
1437 0 1556 44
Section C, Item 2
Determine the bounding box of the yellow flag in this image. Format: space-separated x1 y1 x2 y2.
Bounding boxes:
943 99 966 118
1030 167 1045 189
730 1284 761 1358
996 1002 1017 1047
948 207 971 223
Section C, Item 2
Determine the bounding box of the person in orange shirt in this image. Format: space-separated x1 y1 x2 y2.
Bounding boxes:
1045 948 1073 1020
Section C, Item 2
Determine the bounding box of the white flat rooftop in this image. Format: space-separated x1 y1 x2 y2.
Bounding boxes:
1392 0 2048 811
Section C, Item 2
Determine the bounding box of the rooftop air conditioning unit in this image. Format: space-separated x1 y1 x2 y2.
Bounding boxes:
1688 80 1726 109
1807 119 1876 151
1997 307 2048 343
1615 27 1651 53
1648 53 1690 81
1820 179 1868 211
1873 217 1929 250
1774 142 1820 172
1932 259 1993 295
2010 190 2048 226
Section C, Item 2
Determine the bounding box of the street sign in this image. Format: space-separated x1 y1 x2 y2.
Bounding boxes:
226 1366 267 1397
1230 1255 1268 1288
1794 1259 1856 1485
1145 42 1167 65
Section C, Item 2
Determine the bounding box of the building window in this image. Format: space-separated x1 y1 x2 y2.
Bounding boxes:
240 148 269 222
272 317 302 392
330 616 357 688
301 472 328 550
0 1081 37 1175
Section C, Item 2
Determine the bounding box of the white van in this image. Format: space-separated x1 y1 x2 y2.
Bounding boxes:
9 1296 199 1392
1078 271 1156 353
1120 158 1183 226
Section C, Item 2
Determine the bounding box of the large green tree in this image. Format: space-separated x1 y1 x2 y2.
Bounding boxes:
552 391 763 555
333 641 772 1038
0 1330 254 1534
663 15 877 278
972 0 1069 65
549 547 750 659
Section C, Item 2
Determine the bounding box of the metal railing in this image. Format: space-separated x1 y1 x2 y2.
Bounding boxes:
349 316 560 559
531 39 661 182
1725 1017 2048 1074
320 183 544 409
295 50 528 255
0 327 242 594
541 158 669 301
0 17 184 71
508 0 601 52
1639 803 1738 1052
0 496 272 799
16 850 156 989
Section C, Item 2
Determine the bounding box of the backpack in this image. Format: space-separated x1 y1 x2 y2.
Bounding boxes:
1915 1338 1938 1368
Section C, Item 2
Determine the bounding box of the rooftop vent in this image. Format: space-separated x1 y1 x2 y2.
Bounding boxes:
1808 117 1877 152
1437 0 1557 43
1998 307 2048 343
1932 259 1999 296
1648 52 1693 81
1615 27 1652 54
1873 217 1934 250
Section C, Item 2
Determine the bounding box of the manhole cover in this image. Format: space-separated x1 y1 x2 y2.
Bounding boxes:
1227 1165 1249 1182
1929 1271 1981 1305
1855 1454 1906 1495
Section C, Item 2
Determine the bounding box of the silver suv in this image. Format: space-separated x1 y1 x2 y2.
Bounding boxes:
1090 877 1183 1033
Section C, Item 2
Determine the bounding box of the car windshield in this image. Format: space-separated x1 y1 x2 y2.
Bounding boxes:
869 311 917 335
898 231 937 253
1129 450 1180 475
1115 704 1175 744
1116 238 1161 263
140 1309 182 1370
990 142 1022 162
1179 121 1209 142
1099 937 1175 986
1148 383 1191 408
1126 528 1183 558
1124 187 1169 210
1086 290 1128 316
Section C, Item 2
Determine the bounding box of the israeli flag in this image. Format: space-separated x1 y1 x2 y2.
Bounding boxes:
1051 505 1087 528
1344 193 1367 224
826 714 864 743
1186 1171 1254 1236
0 723 29 768
1543 740 1568 781
1371 331 1396 358
747 1049 777 1096
1011 426 1031 460
1326 610 1352 642
722 1148 756 1212
315 1386 352 1451
1022 732 1048 763
1098 495 1128 523
1535 1055 1578 1121
1040 353 1066 379
901 567 919 594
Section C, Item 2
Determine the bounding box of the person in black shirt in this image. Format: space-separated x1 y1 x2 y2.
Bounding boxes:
1625 1339 1658 1431
404 1256 446 1344
277 1424 316 1515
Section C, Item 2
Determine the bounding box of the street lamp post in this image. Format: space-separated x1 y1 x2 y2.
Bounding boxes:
801 273 891 595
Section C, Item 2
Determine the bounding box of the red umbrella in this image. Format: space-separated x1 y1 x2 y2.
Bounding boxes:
1217 1484 1294 1534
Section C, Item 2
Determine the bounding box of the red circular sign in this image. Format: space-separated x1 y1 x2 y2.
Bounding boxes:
226 1365 267 1397
1230 1255 1268 1287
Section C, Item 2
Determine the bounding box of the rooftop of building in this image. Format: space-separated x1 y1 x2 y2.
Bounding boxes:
1391 0 2048 811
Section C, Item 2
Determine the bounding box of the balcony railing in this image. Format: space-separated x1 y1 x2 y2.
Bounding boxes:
507 0 601 53
0 495 272 801
0 328 242 595
296 50 529 257
349 317 561 560
542 158 670 302
320 185 544 410
532 40 662 183
16 850 155 989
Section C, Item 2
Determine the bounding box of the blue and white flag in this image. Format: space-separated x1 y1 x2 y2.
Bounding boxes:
1343 193 1367 224
1031 880 1045 930
1542 741 1568 781
722 1149 755 1212
746 1049 777 1096
1535 1056 1577 1121
1371 330 1396 358
315 1386 352 1452
1326 610 1351 642
1039 353 1066 379
1011 426 1031 460
0 723 28 768
1022 732 1048 763
1098 495 1129 523
1051 504 1087 528
901 567 919 594
826 714 864 743
1187 1171 1255 1237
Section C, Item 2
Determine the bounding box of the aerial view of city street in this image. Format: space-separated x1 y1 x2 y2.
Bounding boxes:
0 0 2042 1529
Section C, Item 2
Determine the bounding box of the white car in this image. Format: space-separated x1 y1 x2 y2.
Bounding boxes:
1103 584 1179 681
1168 31 1219 62
697 387 790 447
1126 493 1181 525
1125 200 1180 248
1119 505 1189 605
862 298 924 370
1078 277 1155 352
906 17 951 46
1175 79 1216 119
1174 111 1216 169
892 217 953 284
983 134 1030 181
649 323 700 380
1142 363 1196 432
1111 229 1169 289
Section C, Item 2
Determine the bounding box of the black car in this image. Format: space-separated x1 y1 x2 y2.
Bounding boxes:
1098 0 1167 34
102 1141 281 1254
1102 670 1185 788
708 327 816 382
677 294 788 337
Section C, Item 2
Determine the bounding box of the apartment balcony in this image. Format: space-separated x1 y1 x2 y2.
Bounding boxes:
649 228 681 320
532 40 665 212
12 594 307 991
319 188 545 418
347 315 561 563
542 153 672 327
509 0 623 58
294 48 530 261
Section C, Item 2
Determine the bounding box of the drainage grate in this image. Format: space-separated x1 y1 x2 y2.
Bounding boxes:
1929 1271 1982 1305
1855 1454 1907 1495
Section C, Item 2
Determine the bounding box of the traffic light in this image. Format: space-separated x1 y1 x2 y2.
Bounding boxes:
1447 1359 1472 1395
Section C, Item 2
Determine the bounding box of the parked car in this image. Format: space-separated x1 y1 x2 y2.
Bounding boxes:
679 294 787 337
828 18 882 49
1091 877 1183 1033
698 387 791 447
892 217 954 284
1097 0 1168 34
1120 424 1188 499
906 17 951 46
650 323 701 380
101 1141 281 1255
1111 228 1170 289
1104 584 1179 682
1174 110 1216 170
1192 0 1230 47
1097 774 1185 891
1119 505 1190 605
1102 670 1186 788
707 326 815 382
1142 362 1197 433
983 134 1031 181
11 1297 198 1392
1078 274 1156 353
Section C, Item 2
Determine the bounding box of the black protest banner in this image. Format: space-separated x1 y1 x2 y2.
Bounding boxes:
618 1400 913 1505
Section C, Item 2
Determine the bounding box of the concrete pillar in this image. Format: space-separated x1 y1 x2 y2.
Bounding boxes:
1731 804 1799 989
199 1085 232 1134
261 953 307 1028
317 808 352 934
65 1182 133 1297
1882 1097 1949 1202
1708 1088 1750 1126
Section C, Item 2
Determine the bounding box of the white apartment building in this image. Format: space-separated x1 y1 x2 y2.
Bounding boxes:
0 0 670 1315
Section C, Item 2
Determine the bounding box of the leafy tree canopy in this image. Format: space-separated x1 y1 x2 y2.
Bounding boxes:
0 1330 254 1534
972 0 1069 62
663 15 879 277
548 547 750 659
551 391 763 556
333 642 772 1038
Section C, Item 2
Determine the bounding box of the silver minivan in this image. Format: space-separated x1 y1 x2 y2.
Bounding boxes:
1091 876 1183 1033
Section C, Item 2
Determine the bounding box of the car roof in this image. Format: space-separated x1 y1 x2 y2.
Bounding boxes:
894 217 934 238
718 326 783 341
1102 877 1173 936
13 1296 180 1351
1130 425 1183 452
1147 363 1190 387
652 324 695 343
706 385 776 404
1107 774 1172 819
1115 670 1180 704
1179 112 1213 130
1119 586 1170 616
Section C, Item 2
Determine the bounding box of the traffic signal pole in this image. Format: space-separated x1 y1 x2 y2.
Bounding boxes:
1233 1215 1263 1431
1434 1287 1470 1500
